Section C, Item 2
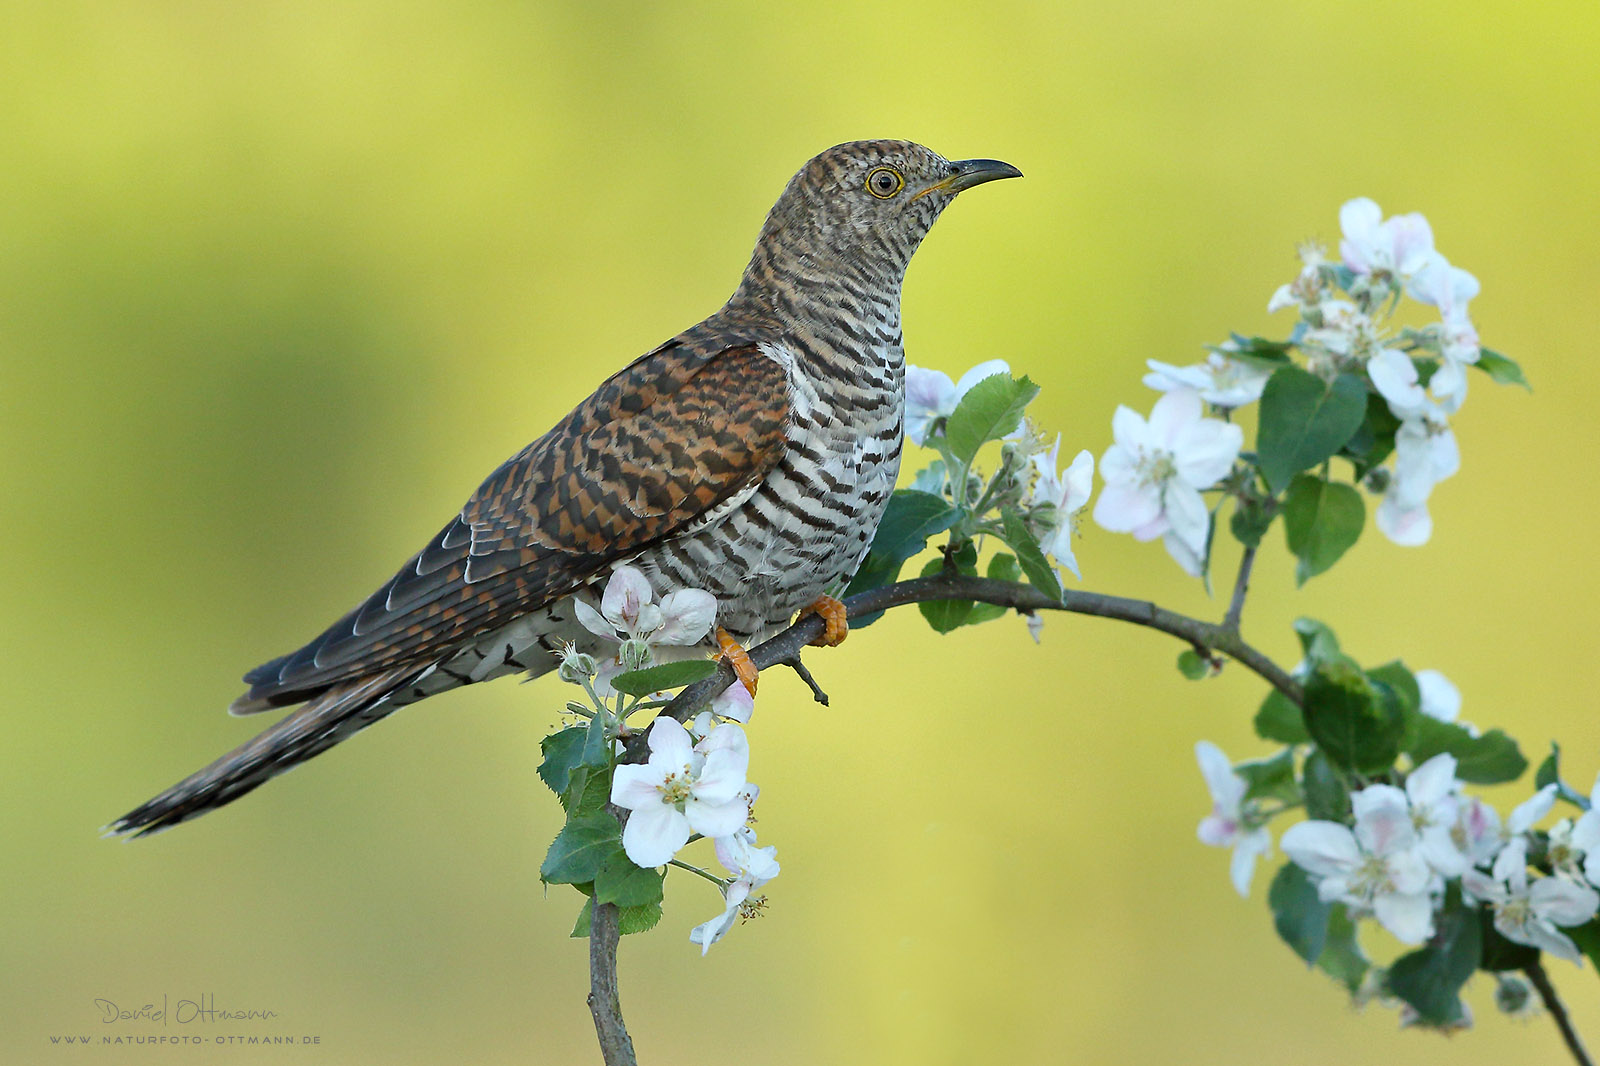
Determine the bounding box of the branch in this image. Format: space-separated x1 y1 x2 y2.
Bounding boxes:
587 806 638 1066
1223 545 1257 633
657 573 1301 726
1526 960 1594 1066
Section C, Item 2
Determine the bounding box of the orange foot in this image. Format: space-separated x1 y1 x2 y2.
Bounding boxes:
798 595 848 648
716 627 759 697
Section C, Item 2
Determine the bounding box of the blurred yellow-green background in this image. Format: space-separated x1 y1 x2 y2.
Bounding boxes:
4 1 1598 1063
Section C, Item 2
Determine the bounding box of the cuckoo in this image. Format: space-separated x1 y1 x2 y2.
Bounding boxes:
110 140 1022 837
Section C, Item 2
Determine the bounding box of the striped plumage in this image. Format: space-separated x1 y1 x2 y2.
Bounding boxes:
110 140 1021 837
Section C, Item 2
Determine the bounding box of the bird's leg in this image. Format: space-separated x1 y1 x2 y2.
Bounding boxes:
716 628 759 697
797 595 848 647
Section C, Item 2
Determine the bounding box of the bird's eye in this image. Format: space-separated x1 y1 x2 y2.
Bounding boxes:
865 166 904 199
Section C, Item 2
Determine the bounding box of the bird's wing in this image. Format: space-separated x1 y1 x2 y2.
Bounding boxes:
235 339 790 711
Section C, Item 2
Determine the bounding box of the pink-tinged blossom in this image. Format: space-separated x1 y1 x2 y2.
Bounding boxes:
1281 790 1435 944
1093 390 1242 576
1194 741 1272 897
903 360 1012 446
1030 436 1095 580
1339 198 1440 286
610 718 751 868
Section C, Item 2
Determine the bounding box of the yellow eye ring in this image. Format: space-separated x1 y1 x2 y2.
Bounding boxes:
865 166 904 199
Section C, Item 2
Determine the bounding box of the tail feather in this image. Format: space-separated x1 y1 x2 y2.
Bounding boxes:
107 664 431 838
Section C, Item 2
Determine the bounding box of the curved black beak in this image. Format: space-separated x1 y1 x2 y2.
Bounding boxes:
944 158 1023 192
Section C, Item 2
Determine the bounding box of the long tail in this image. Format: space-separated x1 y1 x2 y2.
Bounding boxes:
107 664 432 838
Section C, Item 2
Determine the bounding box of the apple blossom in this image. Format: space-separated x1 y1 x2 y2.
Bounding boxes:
1416 669 1462 723
1462 862 1600 964
1093 390 1242 576
1339 198 1441 289
1562 773 1600 888
689 817 781 955
1142 350 1272 409
1365 754 1468 877
1452 795 1504 868
1029 436 1095 580
610 718 752 868
1194 741 1272 897
1374 408 1460 547
1280 790 1435 944
903 359 1012 446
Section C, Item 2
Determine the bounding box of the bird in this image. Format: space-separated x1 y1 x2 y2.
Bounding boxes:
108 139 1022 837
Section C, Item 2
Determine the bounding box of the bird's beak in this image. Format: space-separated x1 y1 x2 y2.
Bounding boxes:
913 158 1023 200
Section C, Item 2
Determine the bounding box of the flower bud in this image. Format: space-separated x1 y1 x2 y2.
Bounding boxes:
556 644 597 683
619 638 652 672
1494 974 1537 1018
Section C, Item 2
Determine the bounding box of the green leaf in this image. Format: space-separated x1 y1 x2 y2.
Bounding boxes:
1292 617 1341 667
537 727 588 796
1281 475 1364 585
966 554 1021 624
1405 717 1528 785
560 764 615 818
916 557 976 633
594 858 666 909
998 507 1063 602
1302 749 1351 822
568 898 664 939
540 811 625 886
1475 348 1531 390
1566 919 1600 973
1340 393 1402 480
610 659 720 697
944 374 1039 466
1253 689 1309 745
1256 367 1367 493
1386 886 1482 1026
1366 661 1421 717
1176 649 1209 680
1317 905 1370 994
1536 741 1563 790
1269 864 1331 965
1238 748 1298 804
579 707 612 768
1229 494 1276 549
1302 656 1404 775
908 459 947 495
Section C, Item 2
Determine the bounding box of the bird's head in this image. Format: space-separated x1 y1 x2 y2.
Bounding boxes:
744 140 1022 290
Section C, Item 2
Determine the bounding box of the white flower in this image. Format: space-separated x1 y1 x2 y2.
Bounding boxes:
610 718 751 868
1280 791 1435 944
1462 863 1600 964
1194 741 1272 897
689 816 780 955
1416 670 1462 723
1379 754 1469 877
903 359 1012 446
1453 795 1504 867
1093 390 1242 576
1374 407 1460 547
709 682 755 724
1491 784 1560 874
1029 436 1095 580
1565 774 1600 888
1339 198 1440 287
574 566 717 648
1142 351 1272 409
1267 242 1330 317
1410 257 1482 414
